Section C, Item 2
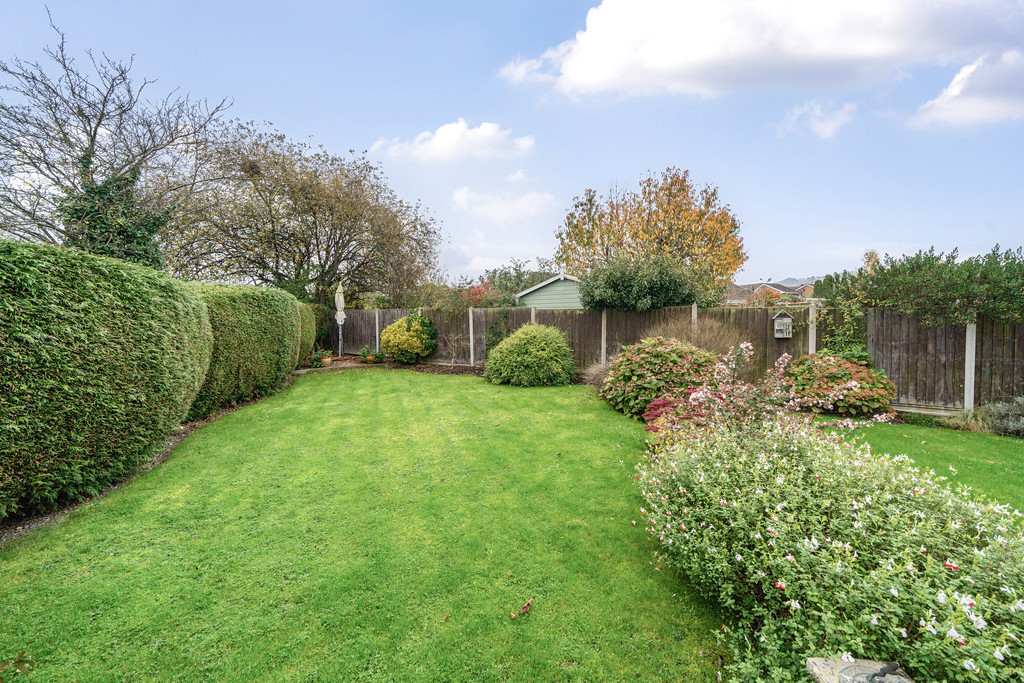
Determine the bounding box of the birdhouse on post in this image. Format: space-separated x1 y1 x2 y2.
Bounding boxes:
773 311 794 339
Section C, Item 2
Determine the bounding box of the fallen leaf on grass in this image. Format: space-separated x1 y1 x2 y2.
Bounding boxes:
443 613 449 622
510 598 533 619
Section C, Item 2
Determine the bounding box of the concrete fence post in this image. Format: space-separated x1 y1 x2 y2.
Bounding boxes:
531 307 536 324
808 302 817 355
375 309 381 351
964 323 977 409
601 309 607 365
469 307 475 366
691 302 698 324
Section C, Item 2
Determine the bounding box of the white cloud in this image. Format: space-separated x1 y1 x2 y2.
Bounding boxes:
501 0 1024 97
505 169 528 183
371 119 534 162
780 101 857 139
452 187 557 226
912 51 1024 126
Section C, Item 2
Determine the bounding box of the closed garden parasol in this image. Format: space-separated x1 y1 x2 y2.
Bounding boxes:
334 283 346 325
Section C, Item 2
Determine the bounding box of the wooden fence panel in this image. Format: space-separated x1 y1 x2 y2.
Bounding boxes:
473 307 533 364
423 309 471 364
341 309 378 355
866 309 966 411
976 317 1024 404
535 309 604 369
603 306 694 361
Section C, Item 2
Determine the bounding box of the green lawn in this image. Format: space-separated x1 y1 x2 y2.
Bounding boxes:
852 420 1024 509
0 370 723 681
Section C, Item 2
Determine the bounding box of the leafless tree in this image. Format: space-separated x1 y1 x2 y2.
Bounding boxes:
0 19 229 243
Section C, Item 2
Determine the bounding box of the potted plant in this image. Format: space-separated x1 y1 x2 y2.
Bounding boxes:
359 345 380 364
317 347 333 367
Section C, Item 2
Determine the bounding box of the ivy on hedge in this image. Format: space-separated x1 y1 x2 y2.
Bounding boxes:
185 283 301 421
0 240 212 520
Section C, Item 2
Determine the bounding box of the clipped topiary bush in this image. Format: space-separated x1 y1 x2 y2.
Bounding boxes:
298 302 316 368
380 313 437 364
0 240 212 520
637 345 1024 681
600 337 716 418
185 283 301 421
483 324 576 387
788 353 895 415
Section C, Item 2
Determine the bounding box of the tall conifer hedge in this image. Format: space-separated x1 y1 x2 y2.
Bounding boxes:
0 241 212 520
185 284 301 420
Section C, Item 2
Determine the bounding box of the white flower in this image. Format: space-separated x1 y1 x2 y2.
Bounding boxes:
899 628 908 639
937 591 947 604
947 626 963 641
964 659 978 671
890 587 899 598
841 652 855 663
790 599 801 610
870 616 879 626
995 648 1005 662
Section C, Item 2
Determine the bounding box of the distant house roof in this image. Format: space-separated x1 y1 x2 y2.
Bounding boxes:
753 282 802 295
726 281 815 305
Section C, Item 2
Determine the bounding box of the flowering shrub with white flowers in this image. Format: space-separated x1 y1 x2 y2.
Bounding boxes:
636 345 1024 682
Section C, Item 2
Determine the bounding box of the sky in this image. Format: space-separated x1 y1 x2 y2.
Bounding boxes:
3 1 1023 283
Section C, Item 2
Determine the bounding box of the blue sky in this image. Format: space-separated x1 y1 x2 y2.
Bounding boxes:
4 1 1023 283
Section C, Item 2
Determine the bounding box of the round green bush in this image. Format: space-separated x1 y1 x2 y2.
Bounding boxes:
298 302 316 368
185 284 301 420
600 337 716 418
380 313 437 364
0 240 212 520
483 324 576 387
788 353 895 415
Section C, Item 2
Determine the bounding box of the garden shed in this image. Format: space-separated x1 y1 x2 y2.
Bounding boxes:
514 273 582 309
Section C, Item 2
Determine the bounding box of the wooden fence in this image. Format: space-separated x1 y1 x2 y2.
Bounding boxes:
867 309 1024 413
326 305 1023 413
335 305 814 376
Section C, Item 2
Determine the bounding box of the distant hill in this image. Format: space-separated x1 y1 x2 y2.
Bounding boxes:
775 275 825 287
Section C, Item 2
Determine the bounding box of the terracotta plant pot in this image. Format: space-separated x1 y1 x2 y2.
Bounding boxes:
320 356 333 367
364 355 376 364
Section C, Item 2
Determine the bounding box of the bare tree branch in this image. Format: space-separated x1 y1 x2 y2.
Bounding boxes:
0 21 230 243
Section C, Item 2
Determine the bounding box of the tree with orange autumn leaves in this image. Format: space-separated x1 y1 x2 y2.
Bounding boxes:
555 168 747 304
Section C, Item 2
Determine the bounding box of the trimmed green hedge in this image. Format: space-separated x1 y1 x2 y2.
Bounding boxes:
185 283 301 421
0 240 212 520
298 303 316 368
